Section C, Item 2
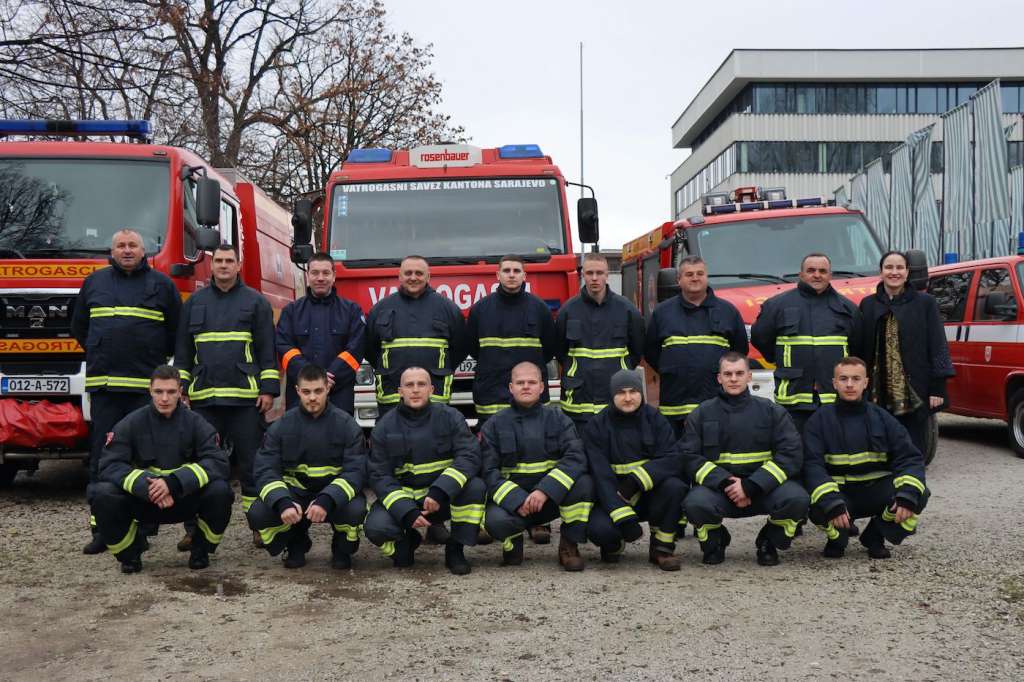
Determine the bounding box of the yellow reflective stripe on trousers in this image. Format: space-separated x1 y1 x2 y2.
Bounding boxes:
694 462 717 486
715 451 771 465
440 467 467 487
762 461 787 484
241 495 256 512
559 501 592 524
494 480 519 504
882 507 919 532
810 481 841 504
893 474 926 493
662 335 729 348
501 459 558 475
695 523 721 542
769 517 799 538
567 347 628 359
107 519 138 554
329 478 356 500
501 532 524 552
86 375 151 389
652 527 676 544
196 518 223 545
825 451 888 466
286 464 344 477
659 403 698 417
259 523 291 546
479 337 542 348
394 459 453 476
382 489 414 509
547 468 574 490
332 524 359 541
90 306 165 321
610 505 636 522
450 503 484 525
816 522 841 540
259 480 289 500
122 468 146 493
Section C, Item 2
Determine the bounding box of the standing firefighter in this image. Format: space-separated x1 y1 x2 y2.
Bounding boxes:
555 252 645 427
644 255 748 438
246 364 368 569
584 370 687 571
174 243 279 536
72 229 181 554
751 253 860 433
466 254 557 421
480 362 593 571
680 352 809 566
363 367 485 575
90 366 232 573
804 357 929 559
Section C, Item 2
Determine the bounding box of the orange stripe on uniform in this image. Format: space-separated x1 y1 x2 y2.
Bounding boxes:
338 351 360 372
281 348 302 372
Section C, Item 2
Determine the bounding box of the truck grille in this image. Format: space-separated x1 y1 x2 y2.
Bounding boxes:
0 293 77 338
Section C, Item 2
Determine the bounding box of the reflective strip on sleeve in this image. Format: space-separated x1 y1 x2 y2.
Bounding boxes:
260 368 280 381
382 489 414 509
882 507 920 532
479 337 542 348
178 369 192 382
762 461 787 485
329 477 356 501
547 468 574 491
694 462 717 486
810 481 841 504
440 467 467 487
610 460 654 491
122 468 146 493
183 462 209 488
610 506 636 522
338 351 361 372
90 306 165 322
494 480 519 504
259 480 289 501
662 335 729 348
281 348 302 371
893 474 925 494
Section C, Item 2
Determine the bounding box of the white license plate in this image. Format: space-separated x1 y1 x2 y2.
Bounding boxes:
1 376 71 394
455 358 477 378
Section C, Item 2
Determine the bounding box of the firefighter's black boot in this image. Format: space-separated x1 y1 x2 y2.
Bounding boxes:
393 528 422 568
83 532 106 555
859 520 891 559
822 538 846 558
425 522 450 545
700 526 730 565
283 530 312 569
755 526 780 566
188 536 211 570
502 534 524 566
444 541 471 576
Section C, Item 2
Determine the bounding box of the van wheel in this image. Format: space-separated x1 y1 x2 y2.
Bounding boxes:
1008 388 1024 458
923 414 938 466
0 462 17 487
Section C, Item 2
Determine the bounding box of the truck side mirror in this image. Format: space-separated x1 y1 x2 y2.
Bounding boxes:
905 249 929 291
292 198 313 246
194 227 221 251
577 197 599 244
657 267 679 303
196 177 222 227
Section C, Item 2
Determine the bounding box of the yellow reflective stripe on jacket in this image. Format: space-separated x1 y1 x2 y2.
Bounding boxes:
195 331 254 343
810 481 841 504
610 459 653 491
259 480 289 500
285 464 344 477
122 468 146 493
831 470 891 485
547 468 574 490
259 368 280 381
89 306 164 322
394 459 453 476
282 475 306 490
567 346 628 359
610 506 636 522
501 459 558 475
824 451 888 466
662 335 729 348
440 467 467 487
475 403 511 416
107 520 138 554
189 386 259 401
560 398 607 414
86 375 151 389
559 501 592 524
659 403 698 416
494 480 519 504
776 335 850 346
694 462 717 485
382 489 414 508
329 478 356 500
715 451 772 465
450 503 484 525
762 461 787 484
893 474 926 493
381 337 448 349
479 337 542 348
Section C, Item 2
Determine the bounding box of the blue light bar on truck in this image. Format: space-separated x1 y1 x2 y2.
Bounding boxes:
0 119 151 140
703 197 826 215
347 148 393 163
498 144 544 159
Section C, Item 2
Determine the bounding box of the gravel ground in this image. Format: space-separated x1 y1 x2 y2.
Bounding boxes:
1 413 1022 681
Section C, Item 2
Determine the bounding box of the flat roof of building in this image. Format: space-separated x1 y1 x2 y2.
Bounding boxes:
673 48 1024 149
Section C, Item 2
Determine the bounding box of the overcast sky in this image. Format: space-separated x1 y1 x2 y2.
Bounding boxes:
386 0 1022 251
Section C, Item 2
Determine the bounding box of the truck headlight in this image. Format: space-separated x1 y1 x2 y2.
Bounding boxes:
356 363 375 386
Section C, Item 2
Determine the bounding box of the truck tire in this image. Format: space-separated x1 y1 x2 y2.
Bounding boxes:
923 413 939 466
0 462 17 487
1008 388 1024 458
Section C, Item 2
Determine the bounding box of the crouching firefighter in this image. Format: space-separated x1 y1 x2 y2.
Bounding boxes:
480 362 593 571
364 367 485 575
804 357 929 559
90 366 232 573
584 369 687 571
246 364 368 570
680 352 809 566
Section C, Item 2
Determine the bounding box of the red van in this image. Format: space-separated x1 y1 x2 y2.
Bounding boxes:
926 255 1024 457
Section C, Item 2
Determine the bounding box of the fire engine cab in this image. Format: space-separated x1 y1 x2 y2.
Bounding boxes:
290 143 598 427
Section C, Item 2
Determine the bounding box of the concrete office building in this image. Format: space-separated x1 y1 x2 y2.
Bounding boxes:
670 48 1024 219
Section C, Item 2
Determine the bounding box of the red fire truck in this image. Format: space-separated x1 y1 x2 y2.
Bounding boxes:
0 120 298 486
621 186 937 461
290 143 597 426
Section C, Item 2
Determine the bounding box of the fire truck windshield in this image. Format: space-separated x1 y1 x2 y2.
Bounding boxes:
0 158 169 257
694 213 882 287
328 178 565 265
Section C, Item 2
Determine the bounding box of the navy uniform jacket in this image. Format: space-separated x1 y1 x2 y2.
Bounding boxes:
276 288 366 413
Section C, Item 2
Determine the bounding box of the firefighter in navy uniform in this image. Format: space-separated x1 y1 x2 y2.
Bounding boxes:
804 357 929 559
555 252 644 428
644 255 747 439
364 255 467 416
90 366 232 573
363 367 485 575
751 253 860 434
276 252 366 415
246 364 367 569
72 229 181 554
174 243 279 543
466 254 557 421
681 352 809 566
584 370 687 571
481 362 593 571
